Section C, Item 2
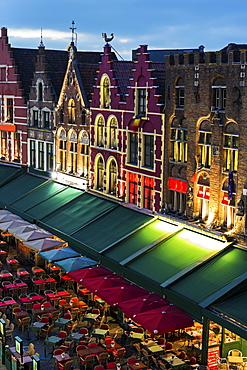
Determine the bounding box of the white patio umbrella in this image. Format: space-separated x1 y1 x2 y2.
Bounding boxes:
14 228 53 242
9 223 38 238
23 238 66 252
0 219 29 232
0 213 23 223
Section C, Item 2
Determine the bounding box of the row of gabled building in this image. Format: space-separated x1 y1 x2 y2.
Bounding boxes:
1 26 247 241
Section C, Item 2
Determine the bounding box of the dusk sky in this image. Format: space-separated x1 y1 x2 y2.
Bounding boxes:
2 0 247 59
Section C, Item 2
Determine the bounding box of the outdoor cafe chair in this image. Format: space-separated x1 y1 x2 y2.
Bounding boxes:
80 355 96 370
17 316 31 332
57 359 74 370
9 286 19 298
60 340 75 356
5 323 14 341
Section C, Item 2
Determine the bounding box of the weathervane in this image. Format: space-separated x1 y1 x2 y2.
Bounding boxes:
102 33 114 43
70 21 77 44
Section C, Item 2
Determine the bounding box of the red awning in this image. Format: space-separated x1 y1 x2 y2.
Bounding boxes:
132 305 194 335
168 178 188 193
67 265 112 283
0 123 16 132
118 293 171 319
95 284 147 307
82 273 129 294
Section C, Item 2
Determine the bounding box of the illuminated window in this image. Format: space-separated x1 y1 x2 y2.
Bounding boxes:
46 143 53 171
169 190 186 214
198 121 212 168
129 132 138 165
30 140 36 167
170 125 188 163
69 132 77 174
80 131 89 177
197 174 210 220
108 117 117 149
0 132 7 159
100 76 110 109
143 177 154 210
96 116 104 147
212 77 226 111
38 142 44 170
58 130 66 171
96 157 104 190
129 172 138 205
6 98 13 122
143 134 154 168
221 177 236 228
108 160 117 195
176 77 184 108
14 132 21 162
223 123 238 172
68 99 76 124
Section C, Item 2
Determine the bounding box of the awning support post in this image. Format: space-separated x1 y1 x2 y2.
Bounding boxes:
201 316 209 365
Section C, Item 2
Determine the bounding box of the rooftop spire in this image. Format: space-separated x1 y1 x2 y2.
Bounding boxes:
39 28 44 48
70 20 77 44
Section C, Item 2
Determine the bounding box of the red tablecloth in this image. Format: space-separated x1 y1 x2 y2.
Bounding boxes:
0 250 7 255
49 266 61 271
60 275 72 281
33 268 45 274
0 272 13 279
33 278 56 284
46 291 71 299
19 295 44 303
0 299 17 306
3 282 28 292
78 288 91 296
7 259 19 264
17 270 29 276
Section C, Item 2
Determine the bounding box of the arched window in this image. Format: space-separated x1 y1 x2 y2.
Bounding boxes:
58 130 66 171
96 157 104 190
175 77 184 108
223 122 239 172
79 131 89 177
96 116 104 147
108 117 118 149
197 174 210 220
198 121 212 168
101 76 110 109
38 82 43 102
68 99 76 124
108 159 117 195
221 176 236 228
69 131 78 174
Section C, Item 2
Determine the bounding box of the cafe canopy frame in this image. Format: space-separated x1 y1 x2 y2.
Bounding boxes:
0 165 246 343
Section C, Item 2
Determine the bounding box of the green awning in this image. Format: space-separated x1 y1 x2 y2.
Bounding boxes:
41 192 118 235
170 246 247 305
125 228 225 285
0 173 46 208
71 205 152 252
9 181 68 213
0 164 22 186
210 291 247 327
23 187 83 220
104 219 179 261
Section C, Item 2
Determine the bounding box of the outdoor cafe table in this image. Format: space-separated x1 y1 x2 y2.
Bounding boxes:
130 332 145 342
77 346 106 358
54 353 71 363
9 347 32 366
0 250 7 261
32 305 56 316
7 258 19 266
161 354 186 367
32 267 45 275
83 312 100 323
128 361 148 370
17 270 30 279
14 311 29 319
54 318 70 330
146 344 164 354
68 332 85 343
45 335 64 357
19 295 45 304
31 321 47 339
60 275 72 282
0 271 13 280
0 299 17 306
49 265 61 273
33 277 56 284
46 290 71 300
92 328 109 340
228 357 244 364
3 282 28 292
